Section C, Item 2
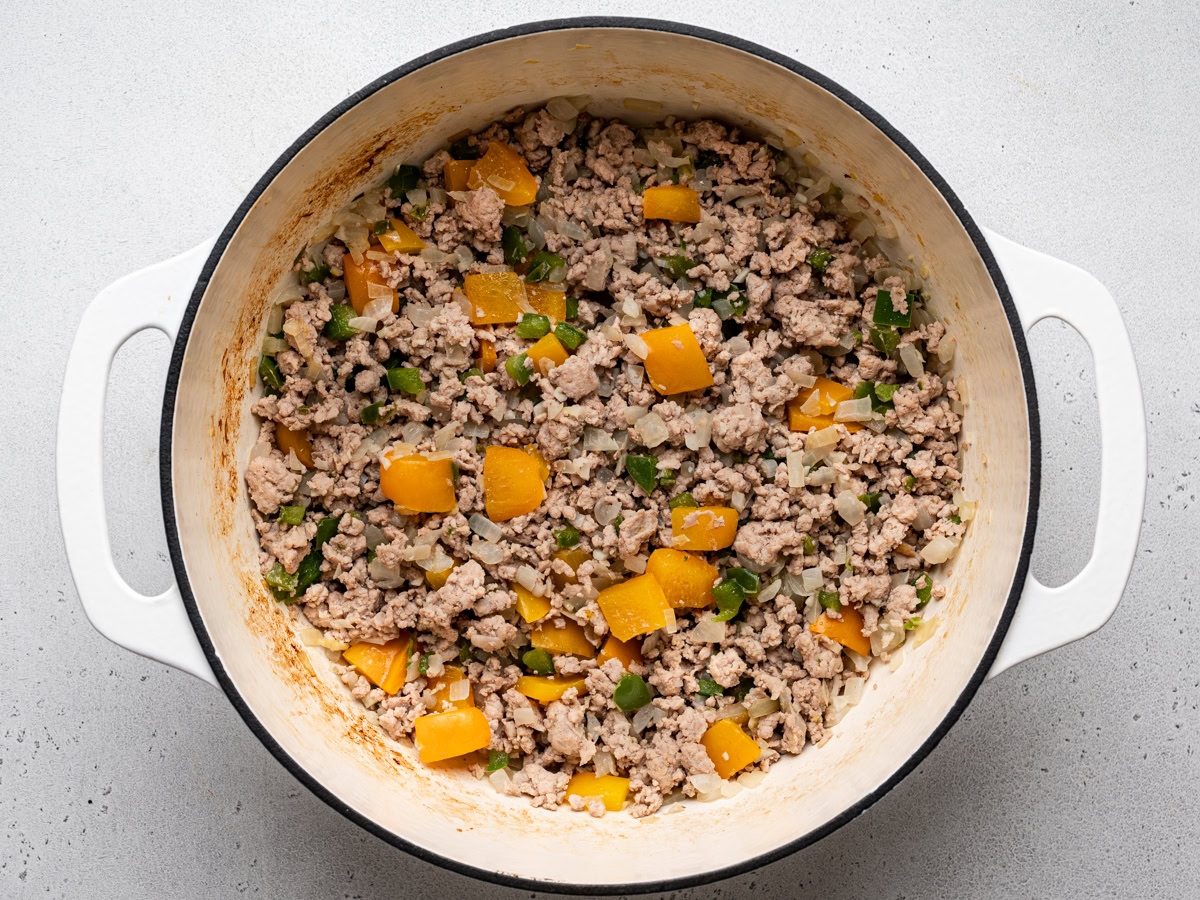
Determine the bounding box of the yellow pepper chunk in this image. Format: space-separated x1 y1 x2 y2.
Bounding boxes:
463 271 525 325
428 665 474 712
645 548 719 609
596 635 643 671
524 283 568 322
467 142 539 206
551 547 591 587
642 184 702 223
527 333 569 375
531 618 596 658
275 423 314 468
671 506 738 552
514 584 552 623
700 718 761 779
426 562 457 589
640 323 713 395
479 340 497 374
522 443 551 481
515 675 588 704
376 217 427 254
595 574 670 643
787 377 862 434
342 634 411 696
413 707 492 763
811 605 871 657
342 251 399 316
379 451 457 513
483 445 546 521
443 159 474 192
564 772 630 812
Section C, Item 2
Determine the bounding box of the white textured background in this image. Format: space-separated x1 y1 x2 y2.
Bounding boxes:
2 1 1196 897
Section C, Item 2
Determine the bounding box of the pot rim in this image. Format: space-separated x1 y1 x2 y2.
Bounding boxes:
160 15 1040 895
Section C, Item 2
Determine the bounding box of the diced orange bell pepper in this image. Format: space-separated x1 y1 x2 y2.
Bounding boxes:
413 707 492 763
522 443 551 481
343 251 399 315
525 283 568 322
595 574 670 643
428 665 474 712
645 548 719 608
640 324 713 395
787 377 862 434
531 618 596 658
342 634 411 695
426 562 457 589
515 675 588 704
276 424 314 468
671 506 738 552
527 333 569 375
463 272 525 325
551 547 591 587
483 445 546 521
467 142 539 206
642 184 702 223
700 718 761 779
444 159 475 192
810 605 871 657
564 772 630 812
514 584 552 623
377 217 427 254
596 635 643 670
380 451 457 513
479 340 497 374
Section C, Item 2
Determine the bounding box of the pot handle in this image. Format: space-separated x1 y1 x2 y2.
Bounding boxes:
57 239 219 687
982 229 1146 677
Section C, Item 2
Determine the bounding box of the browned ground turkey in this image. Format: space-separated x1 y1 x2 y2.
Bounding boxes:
244 102 967 817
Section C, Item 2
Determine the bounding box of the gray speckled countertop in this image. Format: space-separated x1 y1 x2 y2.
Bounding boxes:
2 1 1195 897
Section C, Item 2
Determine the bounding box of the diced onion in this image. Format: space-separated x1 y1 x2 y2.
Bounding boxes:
737 770 766 789
624 333 649 359
472 541 503 565
368 557 405 589
631 704 665 733
912 614 940 648
747 697 780 718
690 616 726 643
937 337 957 364
806 426 840 450
801 567 824 593
835 491 866 526
468 514 503 543
685 411 712 450
689 772 722 794
347 316 377 333
447 678 471 702
834 397 874 423
633 412 668 448
595 498 623 527
261 335 289 355
515 564 539 592
624 97 662 113
406 303 436 328
714 703 748 722
785 449 805 488
594 749 616 777
920 535 959 564
899 343 925 378
489 767 512 793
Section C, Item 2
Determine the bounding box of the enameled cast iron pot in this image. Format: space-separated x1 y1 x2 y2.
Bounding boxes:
57 18 1147 894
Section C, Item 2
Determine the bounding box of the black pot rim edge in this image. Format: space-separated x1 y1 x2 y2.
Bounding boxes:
159 15 1040 896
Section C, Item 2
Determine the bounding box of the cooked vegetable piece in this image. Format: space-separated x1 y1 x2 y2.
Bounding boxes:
613 673 651 711
872 289 912 328
642 184 702 223
523 443 551 481
265 562 298 598
671 506 738 551
467 142 538 205
913 573 933 608
428 665 474 712
596 635 643 670
527 333 569 374
551 547 591 587
359 402 393 425
525 283 568 322
377 217 427 254
479 340 497 374
387 164 421 196
787 376 863 433
645 549 719 609
505 352 533 385
595 574 670 642
522 648 555 675
258 356 283 392
564 773 630 812
293 515 342 596
711 580 745 622
387 366 424 394
515 675 588 704
486 750 509 772
278 505 305 526
553 321 587 350
697 678 723 697
324 303 360 341
624 454 658 494
554 525 581 549
806 247 835 272
413 707 492 763
515 313 552 339
463 271 525 325
531 618 596 658
700 718 761 778
426 563 456 589
524 251 566 283
818 590 842 611
502 225 532 266
275 424 314 468
725 568 760 596
443 159 474 191
639 324 713 394
810 604 870 656
342 251 398 315
483 445 546 521
343 634 411 695
514 584 552 623
379 451 457 513
660 253 696 280
870 325 900 356
668 491 698 509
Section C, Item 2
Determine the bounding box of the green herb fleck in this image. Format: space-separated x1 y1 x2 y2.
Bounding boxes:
818 590 841 611
803 536 817 555
857 492 881 513
277 505 305 526
660 254 696 281
554 526 581 549
485 750 510 772
807 247 835 273
418 652 432 676
387 164 422 196
697 678 724 697
658 469 677 488
950 514 962 524
300 261 331 284
459 367 484 383
904 617 922 631
904 475 916 491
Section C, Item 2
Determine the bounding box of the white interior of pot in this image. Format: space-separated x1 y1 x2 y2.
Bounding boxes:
169 26 1030 887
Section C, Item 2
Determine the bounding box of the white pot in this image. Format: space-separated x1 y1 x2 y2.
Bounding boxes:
56 19 1146 894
